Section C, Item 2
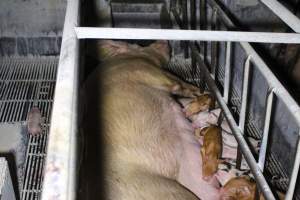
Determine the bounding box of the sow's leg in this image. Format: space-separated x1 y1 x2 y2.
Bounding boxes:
106 165 199 200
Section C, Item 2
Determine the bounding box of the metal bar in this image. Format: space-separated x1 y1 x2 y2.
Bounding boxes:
239 56 252 132
206 0 300 126
210 9 218 79
200 0 207 57
75 27 300 44
190 44 276 200
182 0 189 58
190 0 196 30
171 8 184 28
260 0 300 33
223 41 231 103
41 0 79 199
236 55 252 169
258 88 275 171
286 135 300 200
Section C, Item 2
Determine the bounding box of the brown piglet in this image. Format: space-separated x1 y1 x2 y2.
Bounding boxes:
200 125 222 181
221 176 286 200
184 93 215 117
220 176 256 200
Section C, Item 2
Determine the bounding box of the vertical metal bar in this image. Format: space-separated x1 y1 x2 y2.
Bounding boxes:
239 55 252 132
285 134 300 200
200 0 207 57
190 0 196 30
258 88 275 171
211 9 218 79
41 0 79 199
223 41 231 104
182 0 189 58
236 55 252 169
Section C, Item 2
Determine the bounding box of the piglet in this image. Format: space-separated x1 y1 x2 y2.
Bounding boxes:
220 176 256 200
183 93 215 117
200 125 223 181
221 176 286 200
27 107 43 136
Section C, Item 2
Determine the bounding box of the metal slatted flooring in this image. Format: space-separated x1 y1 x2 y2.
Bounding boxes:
0 57 58 200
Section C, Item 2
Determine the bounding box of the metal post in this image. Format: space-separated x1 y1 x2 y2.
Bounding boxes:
258 88 275 171
223 41 231 103
182 0 189 58
190 0 196 30
236 55 251 169
239 55 252 132
190 44 275 200
41 0 79 199
200 0 207 57
285 135 300 200
211 9 218 79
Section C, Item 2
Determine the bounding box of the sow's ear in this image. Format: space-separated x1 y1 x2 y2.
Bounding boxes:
150 40 170 62
96 40 129 59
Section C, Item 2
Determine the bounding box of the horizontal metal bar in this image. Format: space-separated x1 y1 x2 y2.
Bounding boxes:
190 44 275 200
258 88 275 171
286 135 300 200
260 0 300 33
206 0 300 127
75 27 300 44
41 0 79 199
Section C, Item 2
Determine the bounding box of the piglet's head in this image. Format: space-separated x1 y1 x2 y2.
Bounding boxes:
184 93 215 117
220 176 256 200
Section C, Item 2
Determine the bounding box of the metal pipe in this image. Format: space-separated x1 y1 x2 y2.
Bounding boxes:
223 41 231 103
260 0 300 33
190 44 276 200
74 27 300 44
190 0 196 30
41 0 79 199
200 0 207 57
258 88 275 171
210 9 218 79
239 56 252 132
236 55 251 169
182 0 189 58
286 135 300 200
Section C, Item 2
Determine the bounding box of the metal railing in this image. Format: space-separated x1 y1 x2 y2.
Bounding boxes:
41 0 300 200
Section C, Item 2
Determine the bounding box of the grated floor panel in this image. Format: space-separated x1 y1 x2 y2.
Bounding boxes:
0 57 58 200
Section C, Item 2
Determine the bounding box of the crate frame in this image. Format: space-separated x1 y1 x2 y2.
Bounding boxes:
41 0 300 200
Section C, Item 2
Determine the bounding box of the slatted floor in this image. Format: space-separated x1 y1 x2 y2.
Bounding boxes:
0 57 58 200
